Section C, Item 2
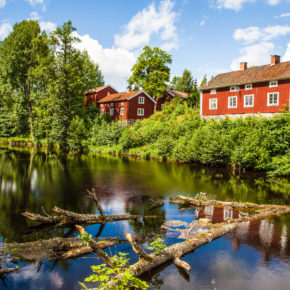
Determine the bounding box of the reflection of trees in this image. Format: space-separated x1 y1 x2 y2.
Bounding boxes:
125 195 166 238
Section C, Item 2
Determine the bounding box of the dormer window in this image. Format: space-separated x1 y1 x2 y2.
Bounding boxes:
230 86 239 92
210 89 216 94
245 84 252 90
138 96 145 104
269 81 278 88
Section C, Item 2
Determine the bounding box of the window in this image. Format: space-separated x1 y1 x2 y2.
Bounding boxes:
245 84 252 90
110 103 114 107
244 94 254 107
100 109 105 114
138 96 145 104
120 108 124 116
228 96 237 108
121 102 124 105
210 89 216 94
230 86 239 92
100 104 104 107
137 108 144 116
267 92 279 106
209 98 217 110
110 108 114 115
269 81 278 88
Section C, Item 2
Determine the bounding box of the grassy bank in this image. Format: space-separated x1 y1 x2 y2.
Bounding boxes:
88 99 290 176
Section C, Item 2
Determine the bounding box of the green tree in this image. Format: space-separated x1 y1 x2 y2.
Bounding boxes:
128 46 172 98
200 75 207 87
171 69 194 94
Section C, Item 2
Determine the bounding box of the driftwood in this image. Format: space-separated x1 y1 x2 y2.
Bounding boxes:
0 267 19 275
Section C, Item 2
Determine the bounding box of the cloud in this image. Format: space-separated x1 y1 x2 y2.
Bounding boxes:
231 42 275 70
114 0 178 51
275 12 290 18
25 0 46 11
0 21 12 40
282 43 290 61
39 21 56 32
215 0 255 11
234 25 290 43
267 0 280 5
200 16 208 26
29 11 39 20
73 33 137 90
0 0 6 9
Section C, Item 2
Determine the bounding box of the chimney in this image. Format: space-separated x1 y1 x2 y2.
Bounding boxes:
271 55 280 65
240 62 247 70
126 86 132 93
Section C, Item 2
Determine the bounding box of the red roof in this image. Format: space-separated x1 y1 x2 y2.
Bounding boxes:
97 91 143 103
167 89 188 98
200 60 290 91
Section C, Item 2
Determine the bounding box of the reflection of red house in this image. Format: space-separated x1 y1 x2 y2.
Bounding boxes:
196 206 239 223
84 85 156 123
155 88 188 111
199 55 290 118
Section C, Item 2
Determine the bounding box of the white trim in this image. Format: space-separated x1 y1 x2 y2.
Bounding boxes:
166 89 176 98
137 108 144 116
210 89 216 94
267 92 279 106
138 96 145 104
228 96 237 108
110 108 114 115
244 94 254 107
245 84 252 90
230 86 239 92
200 92 203 116
100 109 105 114
209 98 217 110
120 107 125 116
269 81 278 88
127 91 156 104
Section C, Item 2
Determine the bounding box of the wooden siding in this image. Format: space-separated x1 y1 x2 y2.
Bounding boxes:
84 86 118 107
202 79 290 116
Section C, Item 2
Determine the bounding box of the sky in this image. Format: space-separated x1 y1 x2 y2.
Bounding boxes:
1 0 290 90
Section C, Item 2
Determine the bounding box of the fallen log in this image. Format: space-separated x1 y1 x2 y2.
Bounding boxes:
0 267 19 275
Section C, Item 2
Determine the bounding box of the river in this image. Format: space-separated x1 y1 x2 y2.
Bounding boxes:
0 147 289 290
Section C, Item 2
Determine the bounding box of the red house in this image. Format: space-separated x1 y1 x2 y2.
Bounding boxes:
155 88 188 111
85 85 156 123
199 55 290 118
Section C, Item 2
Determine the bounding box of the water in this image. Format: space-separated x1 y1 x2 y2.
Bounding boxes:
0 147 289 289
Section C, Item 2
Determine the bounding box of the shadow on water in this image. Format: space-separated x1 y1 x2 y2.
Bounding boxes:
0 147 289 289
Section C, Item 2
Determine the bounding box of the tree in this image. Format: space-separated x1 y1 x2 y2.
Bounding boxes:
0 20 50 139
128 46 172 99
200 75 207 87
170 69 194 94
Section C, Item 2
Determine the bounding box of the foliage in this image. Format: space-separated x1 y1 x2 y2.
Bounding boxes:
170 69 194 95
79 232 93 246
148 238 166 255
80 252 149 290
128 46 172 98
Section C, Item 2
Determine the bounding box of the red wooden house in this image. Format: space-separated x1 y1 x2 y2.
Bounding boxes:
155 88 188 111
199 55 290 118
85 85 156 123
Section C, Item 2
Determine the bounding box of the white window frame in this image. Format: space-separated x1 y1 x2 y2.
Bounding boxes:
269 81 278 88
228 96 237 108
100 104 104 107
100 109 105 114
110 108 114 115
209 98 217 110
267 92 279 106
210 89 216 94
138 96 145 104
121 102 124 105
230 86 239 92
120 107 124 116
245 84 252 90
137 108 144 116
244 94 254 107
110 103 114 107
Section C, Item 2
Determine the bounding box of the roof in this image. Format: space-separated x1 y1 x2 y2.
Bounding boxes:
167 89 188 98
97 90 156 104
85 84 118 94
199 60 290 91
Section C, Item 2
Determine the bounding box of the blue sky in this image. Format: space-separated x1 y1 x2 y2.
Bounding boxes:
1 0 290 89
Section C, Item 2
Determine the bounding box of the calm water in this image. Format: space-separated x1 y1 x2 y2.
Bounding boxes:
0 147 289 290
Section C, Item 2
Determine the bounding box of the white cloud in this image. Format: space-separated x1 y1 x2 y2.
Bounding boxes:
0 0 6 9
73 33 137 90
282 43 290 61
0 21 12 40
114 0 178 51
216 0 255 11
231 42 275 70
234 25 290 43
275 12 290 18
200 16 208 26
29 11 39 20
267 0 280 5
39 21 56 32
25 0 46 11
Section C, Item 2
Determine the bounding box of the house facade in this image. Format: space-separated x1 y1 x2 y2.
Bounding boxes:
155 88 188 111
199 55 290 118
84 85 155 123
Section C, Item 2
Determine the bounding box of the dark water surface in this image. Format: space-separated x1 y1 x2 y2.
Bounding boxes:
0 147 289 290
